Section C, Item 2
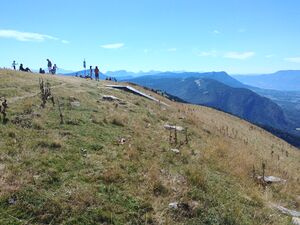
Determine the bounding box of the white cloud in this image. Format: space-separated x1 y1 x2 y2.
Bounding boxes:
224 51 255 60
0 29 59 42
143 48 150 54
61 40 70 44
101 43 124 49
265 54 275 58
0 29 69 45
213 30 221 34
238 28 246 33
198 50 217 57
285 57 300 63
167 48 177 52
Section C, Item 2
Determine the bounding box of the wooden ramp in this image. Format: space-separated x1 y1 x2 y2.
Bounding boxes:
106 85 169 106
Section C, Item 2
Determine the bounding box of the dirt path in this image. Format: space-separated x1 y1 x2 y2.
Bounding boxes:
7 83 66 103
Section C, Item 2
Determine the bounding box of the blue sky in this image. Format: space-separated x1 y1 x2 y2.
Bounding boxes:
1 0 300 74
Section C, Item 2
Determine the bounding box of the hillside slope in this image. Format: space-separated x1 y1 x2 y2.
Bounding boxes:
130 77 287 128
0 70 299 225
129 76 300 147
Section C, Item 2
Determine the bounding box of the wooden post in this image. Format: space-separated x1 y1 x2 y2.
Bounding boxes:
185 127 188 144
169 129 172 147
174 124 178 145
39 78 53 108
262 162 266 183
50 96 55 107
1 99 8 123
57 99 64 125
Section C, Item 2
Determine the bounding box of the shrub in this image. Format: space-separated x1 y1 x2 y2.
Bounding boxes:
185 167 208 191
37 140 62 149
153 181 169 197
111 118 124 126
66 119 81 126
8 131 16 138
89 143 104 151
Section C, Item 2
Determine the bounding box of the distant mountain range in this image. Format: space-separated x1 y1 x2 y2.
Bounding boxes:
126 72 300 147
127 71 246 88
129 74 287 129
234 70 300 91
105 70 161 79
64 70 162 79
64 70 105 78
62 69 300 92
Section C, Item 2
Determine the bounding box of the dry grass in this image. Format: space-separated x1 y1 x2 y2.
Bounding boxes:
0 69 299 224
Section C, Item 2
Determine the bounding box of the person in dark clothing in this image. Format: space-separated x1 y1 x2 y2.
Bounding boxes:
19 64 24 71
94 66 100 81
19 64 32 72
47 59 52 73
39 68 45 74
51 64 57 75
89 66 93 79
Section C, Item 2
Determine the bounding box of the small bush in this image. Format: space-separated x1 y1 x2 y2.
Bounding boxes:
42 169 61 186
32 121 43 130
100 167 123 184
89 143 104 151
153 181 169 197
102 117 108 124
11 115 32 128
111 118 125 127
50 142 62 149
37 141 62 149
8 132 16 138
110 112 129 127
59 131 72 136
66 119 81 126
185 167 207 191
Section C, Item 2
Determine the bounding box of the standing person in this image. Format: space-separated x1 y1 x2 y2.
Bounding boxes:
83 59 86 77
94 66 100 81
47 59 52 73
89 66 93 79
12 60 18 70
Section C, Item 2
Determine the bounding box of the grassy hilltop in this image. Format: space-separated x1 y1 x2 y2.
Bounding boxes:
0 69 299 225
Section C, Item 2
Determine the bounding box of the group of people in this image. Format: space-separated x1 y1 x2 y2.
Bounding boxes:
12 59 57 74
90 65 100 81
83 59 100 81
11 59 110 83
76 65 100 81
105 77 117 82
12 60 32 72
46 59 57 75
